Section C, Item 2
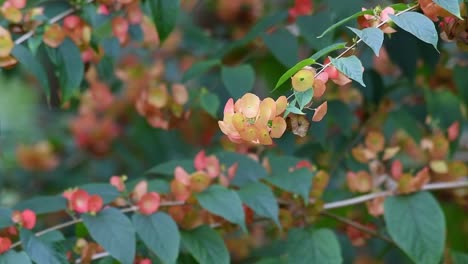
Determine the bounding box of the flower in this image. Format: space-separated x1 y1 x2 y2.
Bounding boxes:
64 189 104 214
0 237 12 254
219 94 288 145
110 175 127 192
11 209 36 230
137 192 161 215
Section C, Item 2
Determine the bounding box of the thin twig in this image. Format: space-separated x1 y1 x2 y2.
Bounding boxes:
321 211 394 244
14 0 95 45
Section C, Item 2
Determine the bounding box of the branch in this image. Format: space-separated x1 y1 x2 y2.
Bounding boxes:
14 0 95 45
314 4 419 78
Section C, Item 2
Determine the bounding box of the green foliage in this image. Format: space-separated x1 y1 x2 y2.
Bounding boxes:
265 168 315 204
237 182 280 226
318 9 373 38
347 27 384 56
181 225 230 264
13 196 67 215
216 151 268 186
197 185 246 232
0 208 13 229
330 56 366 86
182 60 221 82
20 229 67 264
390 12 439 50
274 58 315 90
132 212 180 264
287 228 342 264
384 192 446 264
221 64 255 99
433 0 461 18
82 208 136 264
200 90 220 118
0 250 32 264
148 0 180 43
262 29 299 67
80 183 120 204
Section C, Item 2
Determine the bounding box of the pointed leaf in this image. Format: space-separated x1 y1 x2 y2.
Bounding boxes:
347 27 383 56
132 212 180 264
389 12 438 50
384 192 446 264
237 182 280 226
20 229 67 264
182 59 220 82
287 228 342 264
295 89 314 110
330 55 365 86
433 0 461 18
181 225 229 264
265 168 315 204
196 185 246 232
262 29 298 67
221 64 255 99
82 208 136 264
148 0 179 43
56 38 84 101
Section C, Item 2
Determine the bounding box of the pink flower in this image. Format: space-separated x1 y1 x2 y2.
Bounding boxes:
138 192 161 215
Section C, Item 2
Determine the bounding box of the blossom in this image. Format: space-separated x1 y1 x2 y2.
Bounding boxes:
64 189 104 214
110 175 127 192
11 209 36 230
358 7 396 34
219 94 288 145
0 237 12 254
137 192 161 215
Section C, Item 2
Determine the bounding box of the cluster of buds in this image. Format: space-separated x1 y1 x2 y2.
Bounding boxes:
171 150 238 201
129 180 161 215
357 6 396 34
63 189 104 215
11 209 36 230
135 82 189 130
15 141 59 172
219 93 288 145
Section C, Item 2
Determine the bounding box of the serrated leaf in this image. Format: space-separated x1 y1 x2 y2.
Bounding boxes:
181 225 229 264
20 229 67 264
148 0 179 43
384 192 446 264
295 89 314 110
80 183 119 204
133 212 180 264
287 228 342 264
11 45 50 99
82 208 136 264
14 196 67 215
265 168 315 204
262 29 298 67
433 0 461 18
237 182 280 226
0 250 31 264
200 91 220 118
389 12 438 50
330 56 365 86
221 64 255 98
182 59 220 82
274 58 315 90
196 185 246 232
347 27 383 56
318 9 374 38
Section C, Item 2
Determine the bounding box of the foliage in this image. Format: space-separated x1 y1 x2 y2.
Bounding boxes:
0 0 467 263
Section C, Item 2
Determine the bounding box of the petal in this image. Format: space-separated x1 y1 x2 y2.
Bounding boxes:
275 96 288 116
312 101 327 122
223 98 234 114
313 79 327 98
270 117 287 138
240 93 260 118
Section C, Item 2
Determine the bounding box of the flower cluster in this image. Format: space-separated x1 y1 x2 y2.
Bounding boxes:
124 180 162 215
219 93 288 145
171 150 237 202
357 6 396 34
15 141 59 172
63 189 104 215
11 209 36 230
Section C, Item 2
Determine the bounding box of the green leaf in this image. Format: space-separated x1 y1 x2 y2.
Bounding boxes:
389 12 438 50
82 208 136 264
20 229 67 264
237 182 280 226
295 89 314 110
297 13 334 50
221 64 255 99
384 109 422 142
216 151 267 186
262 29 298 67
310 42 347 61
265 168 315 204
274 58 315 90
0 250 31 264
181 225 229 264
284 105 305 116
347 27 383 56
11 45 50 99
56 38 84 101
148 0 179 43
433 0 461 18
318 9 373 38
182 59 220 82
80 183 119 204
452 250 468 264
0 208 13 229
196 185 246 232
287 228 342 264
330 55 365 86
14 196 67 215
384 192 446 264
425 89 463 129
145 159 195 176
453 65 468 106
200 91 220 118
132 212 180 264
148 179 170 194
39 231 65 243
